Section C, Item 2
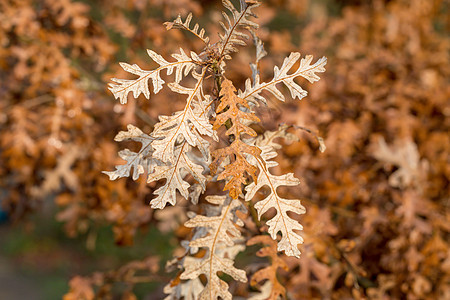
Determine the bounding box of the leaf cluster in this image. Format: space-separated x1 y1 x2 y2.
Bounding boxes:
1 0 448 299
103 0 326 298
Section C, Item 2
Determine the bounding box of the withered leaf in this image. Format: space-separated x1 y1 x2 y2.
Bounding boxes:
165 13 209 45
371 136 424 188
211 78 262 199
151 68 216 164
247 235 289 299
180 195 247 299
239 52 327 105
109 48 197 104
103 124 155 181
246 126 305 258
147 143 206 209
219 0 260 59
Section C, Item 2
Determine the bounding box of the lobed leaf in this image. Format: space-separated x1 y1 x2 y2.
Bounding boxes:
180 195 247 299
245 126 306 258
163 277 204 300
211 79 262 199
218 0 260 59
247 235 289 299
164 13 210 45
102 124 155 181
239 53 327 105
109 48 197 104
147 143 206 209
151 68 216 164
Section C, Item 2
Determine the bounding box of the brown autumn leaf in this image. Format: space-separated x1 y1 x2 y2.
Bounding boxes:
64 276 95 300
247 235 289 299
211 78 262 199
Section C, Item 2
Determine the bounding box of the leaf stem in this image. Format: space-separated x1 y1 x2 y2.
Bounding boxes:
247 200 261 229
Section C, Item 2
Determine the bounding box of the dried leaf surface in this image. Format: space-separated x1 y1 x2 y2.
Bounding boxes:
105 68 215 209
245 126 306 257
371 137 423 188
239 53 326 105
248 235 289 299
151 68 215 164
163 277 204 300
31 145 83 198
218 0 260 59
180 195 247 299
147 143 206 209
103 124 155 181
165 13 209 45
211 78 262 199
109 48 196 104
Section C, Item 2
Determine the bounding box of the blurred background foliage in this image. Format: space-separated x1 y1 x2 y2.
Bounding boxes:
0 0 448 299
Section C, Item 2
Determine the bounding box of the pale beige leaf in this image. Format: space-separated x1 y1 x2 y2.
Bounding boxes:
109 48 196 104
239 53 327 105
103 124 155 181
245 126 305 258
32 145 83 198
164 13 209 45
218 0 260 58
154 205 187 233
250 30 267 83
163 277 204 300
151 68 216 164
180 196 247 299
371 137 424 188
147 144 206 209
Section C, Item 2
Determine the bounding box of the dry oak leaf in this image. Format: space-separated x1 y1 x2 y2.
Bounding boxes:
103 124 155 181
282 245 334 299
219 0 260 59
239 52 327 105
248 235 289 300
180 195 247 299
147 143 206 209
164 13 210 45
164 277 204 300
245 126 305 257
31 144 83 198
150 68 216 164
211 78 262 199
109 48 197 104
371 136 425 188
